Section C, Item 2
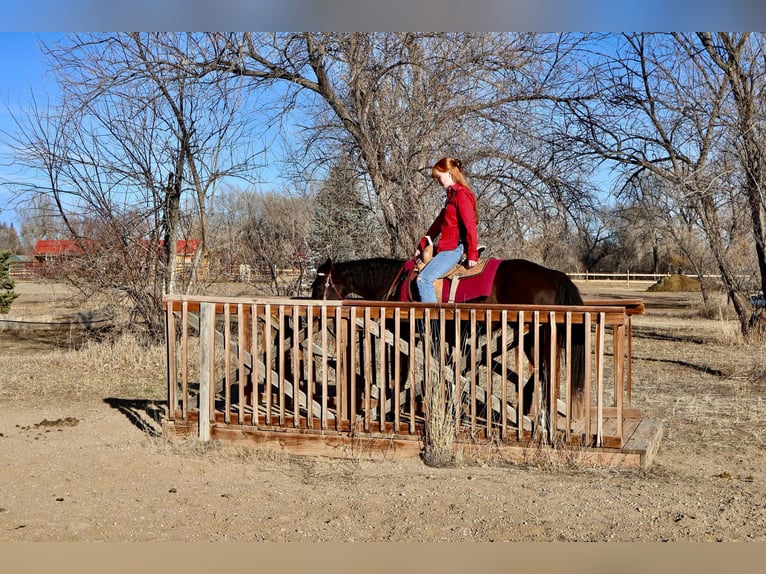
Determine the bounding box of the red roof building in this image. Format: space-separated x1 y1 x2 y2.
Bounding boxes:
32 239 88 259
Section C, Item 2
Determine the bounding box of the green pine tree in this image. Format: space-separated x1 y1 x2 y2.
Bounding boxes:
0 250 20 313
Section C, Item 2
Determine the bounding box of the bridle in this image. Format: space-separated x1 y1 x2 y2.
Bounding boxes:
316 269 344 300
316 261 406 301
382 263 407 301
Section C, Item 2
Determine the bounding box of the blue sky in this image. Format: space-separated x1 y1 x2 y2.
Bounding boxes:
0 33 62 228
2 15 765 227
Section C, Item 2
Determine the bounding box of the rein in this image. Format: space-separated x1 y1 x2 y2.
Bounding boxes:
316 270 344 300
383 263 407 301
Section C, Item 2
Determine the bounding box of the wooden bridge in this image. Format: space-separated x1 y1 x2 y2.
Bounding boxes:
161 295 663 468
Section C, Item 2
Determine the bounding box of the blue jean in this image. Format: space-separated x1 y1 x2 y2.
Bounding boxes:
416 244 464 303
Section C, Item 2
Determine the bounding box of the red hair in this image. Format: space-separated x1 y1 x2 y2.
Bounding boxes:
431 157 477 222
431 157 469 188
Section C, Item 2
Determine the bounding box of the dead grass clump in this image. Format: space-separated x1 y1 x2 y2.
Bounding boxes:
696 303 738 322
518 439 614 473
422 369 465 467
647 274 701 293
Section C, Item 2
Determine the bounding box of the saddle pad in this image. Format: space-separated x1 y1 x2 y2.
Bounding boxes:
442 257 501 302
398 257 501 303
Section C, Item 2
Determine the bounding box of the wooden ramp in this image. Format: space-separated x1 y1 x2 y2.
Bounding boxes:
162 295 663 470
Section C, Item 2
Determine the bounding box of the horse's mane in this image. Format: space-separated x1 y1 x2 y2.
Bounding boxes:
334 257 406 299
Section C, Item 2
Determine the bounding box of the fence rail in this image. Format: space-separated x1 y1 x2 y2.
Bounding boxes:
569 271 724 283
163 295 645 455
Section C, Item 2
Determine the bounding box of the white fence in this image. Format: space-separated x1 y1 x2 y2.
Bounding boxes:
569 272 723 285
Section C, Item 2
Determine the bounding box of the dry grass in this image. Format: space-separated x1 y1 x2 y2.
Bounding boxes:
1 331 166 402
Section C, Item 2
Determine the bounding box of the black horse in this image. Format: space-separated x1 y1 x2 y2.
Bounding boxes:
310 257 587 419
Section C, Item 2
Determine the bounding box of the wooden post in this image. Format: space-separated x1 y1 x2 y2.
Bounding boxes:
198 302 215 442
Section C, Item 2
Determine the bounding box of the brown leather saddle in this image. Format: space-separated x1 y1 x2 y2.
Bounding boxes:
407 246 488 303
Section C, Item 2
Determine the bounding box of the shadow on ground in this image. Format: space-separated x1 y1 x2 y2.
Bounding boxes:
103 397 167 438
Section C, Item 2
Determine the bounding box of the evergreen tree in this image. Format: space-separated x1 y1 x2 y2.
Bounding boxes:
0 250 20 313
311 156 382 264
0 223 21 253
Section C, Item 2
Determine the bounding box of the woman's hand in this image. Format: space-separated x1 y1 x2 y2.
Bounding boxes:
467 259 477 268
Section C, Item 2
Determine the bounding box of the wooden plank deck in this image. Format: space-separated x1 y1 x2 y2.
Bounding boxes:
164 398 663 469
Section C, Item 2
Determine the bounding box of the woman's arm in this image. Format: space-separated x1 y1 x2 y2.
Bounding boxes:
455 188 479 262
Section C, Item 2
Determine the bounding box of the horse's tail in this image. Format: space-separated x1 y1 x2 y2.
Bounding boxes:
555 273 586 419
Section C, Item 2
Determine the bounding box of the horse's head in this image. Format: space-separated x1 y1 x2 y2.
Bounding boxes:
310 258 340 299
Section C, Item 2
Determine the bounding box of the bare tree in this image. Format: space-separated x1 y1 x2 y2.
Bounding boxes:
5 33 264 339
566 32 766 337
238 190 312 296
200 33 598 261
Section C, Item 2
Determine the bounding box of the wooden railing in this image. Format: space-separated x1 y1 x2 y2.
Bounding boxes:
163 295 644 452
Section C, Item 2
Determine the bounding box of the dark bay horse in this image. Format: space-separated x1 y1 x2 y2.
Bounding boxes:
310 257 587 420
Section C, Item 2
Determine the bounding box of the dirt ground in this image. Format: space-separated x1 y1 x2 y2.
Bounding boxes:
1 279 766 543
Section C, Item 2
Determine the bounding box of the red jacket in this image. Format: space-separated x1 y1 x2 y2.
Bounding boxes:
420 183 479 261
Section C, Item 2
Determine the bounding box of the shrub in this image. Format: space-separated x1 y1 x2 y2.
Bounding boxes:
0 250 19 313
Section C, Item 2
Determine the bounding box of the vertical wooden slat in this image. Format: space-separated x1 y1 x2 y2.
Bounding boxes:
532 311 540 423
516 310 525 441
181 301 189 419
596 312 605 447
198 302 215 441
378 307 386 431
500 309 508 439
251 303 259 428
469 308 477 434
583 311 592 446
485 308 492 438
264 304 273 424
306 305 315 429
423 307 431 422
408 307 416 434
238 303 246 424
349 307 357 430
626 314 633 406
321 304 329 430
278 305 286 426
335 307 350 430
363 306 372 432
165 301 176 421
224 304 232 424
548 311 557 443
335 306 343 431
453 309 462 434
439 308 446 410
614 319 626 445
292 305 300 428
564 312 572 442
394 307 401 431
